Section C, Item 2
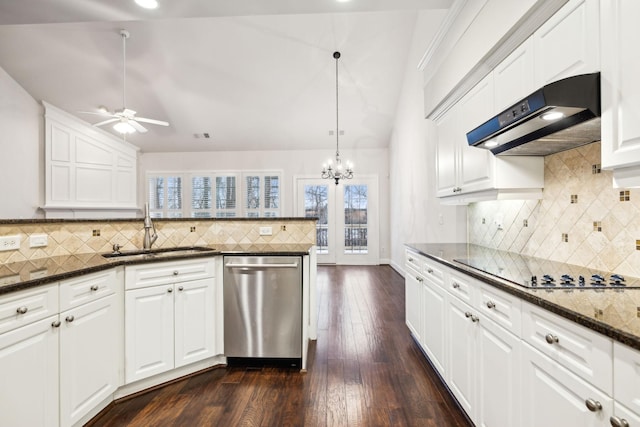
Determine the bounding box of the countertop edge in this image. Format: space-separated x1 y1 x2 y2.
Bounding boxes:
406 243 640 352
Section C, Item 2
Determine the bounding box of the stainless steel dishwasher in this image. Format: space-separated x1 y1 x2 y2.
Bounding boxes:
223 256 302 366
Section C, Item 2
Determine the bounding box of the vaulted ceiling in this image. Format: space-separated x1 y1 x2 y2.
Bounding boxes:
0 0 451 153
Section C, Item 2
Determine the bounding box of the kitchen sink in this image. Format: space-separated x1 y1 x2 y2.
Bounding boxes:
102 246 215 260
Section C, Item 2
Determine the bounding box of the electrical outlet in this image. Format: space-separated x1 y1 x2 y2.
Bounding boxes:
0 235 21 251
29 234 48 248
259 226 273 236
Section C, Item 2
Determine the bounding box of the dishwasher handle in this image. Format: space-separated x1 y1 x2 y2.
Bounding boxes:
225 262 299 268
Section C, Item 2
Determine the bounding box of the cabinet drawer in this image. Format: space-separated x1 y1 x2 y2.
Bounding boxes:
125 258 215 290
522 302 612 394
446 271 475 305
614 342 640 416
59 269 117 312
405 250 423 274
0 284 58 335
477 283 521 335
423 259 444 285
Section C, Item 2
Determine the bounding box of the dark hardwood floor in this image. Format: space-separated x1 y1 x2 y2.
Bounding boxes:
89 265 471 426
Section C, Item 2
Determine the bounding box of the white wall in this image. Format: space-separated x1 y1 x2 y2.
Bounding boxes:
140 147 392 262
389 10 467 273
0 66 43 218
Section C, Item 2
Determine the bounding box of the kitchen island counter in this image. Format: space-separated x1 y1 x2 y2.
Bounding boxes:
407 243 640 351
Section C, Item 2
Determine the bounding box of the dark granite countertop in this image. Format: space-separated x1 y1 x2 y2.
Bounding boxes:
406 243 640 351
0 243 314 296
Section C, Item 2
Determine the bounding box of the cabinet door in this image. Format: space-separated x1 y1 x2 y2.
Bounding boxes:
60 295 119 426
477 317 521 427
494 39 534 112
458 74 495 194
405 273 423 343
446 296 477 421
614 342 640 416
522 343 612 427
422 277 447 377
601 0 640 170
533 0 600 85
612 402 640 427
125 285 174 383
436 108 460 197
0 316 59 427
174 278 216 368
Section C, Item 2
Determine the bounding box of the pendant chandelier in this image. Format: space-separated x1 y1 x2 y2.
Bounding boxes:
321 51 354 185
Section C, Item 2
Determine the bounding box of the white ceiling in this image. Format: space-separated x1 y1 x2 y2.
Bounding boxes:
0 0 451 153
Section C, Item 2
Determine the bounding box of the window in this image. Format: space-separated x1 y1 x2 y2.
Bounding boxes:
146 171 280 218
343 184 368 254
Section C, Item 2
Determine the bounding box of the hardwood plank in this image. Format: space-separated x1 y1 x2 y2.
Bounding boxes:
88 265 471 427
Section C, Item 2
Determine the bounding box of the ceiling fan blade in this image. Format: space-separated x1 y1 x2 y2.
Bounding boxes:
129 120 148 133
135 117 170 126
93 118 119 127
121 108 137 117
78 111 116 117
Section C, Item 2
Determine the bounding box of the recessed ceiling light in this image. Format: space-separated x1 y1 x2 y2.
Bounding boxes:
135 0 158 9
484 140 499 148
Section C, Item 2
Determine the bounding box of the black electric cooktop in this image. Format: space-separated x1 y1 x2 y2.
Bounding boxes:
454 249 640 289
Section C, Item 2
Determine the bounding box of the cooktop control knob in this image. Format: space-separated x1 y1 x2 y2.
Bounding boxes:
560 274 575 286
591 274 605 286
610 274 626 286
579 275 585 286
542 274 555 285
531 275 537 286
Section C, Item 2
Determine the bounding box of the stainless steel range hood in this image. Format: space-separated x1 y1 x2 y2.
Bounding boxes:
466 73 600 156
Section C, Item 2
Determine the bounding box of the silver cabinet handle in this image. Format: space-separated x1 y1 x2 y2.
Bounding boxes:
167 287 173 293
65 315 74 323
585 398 602 412
16 306 28 314
90 285 99 291
452 282 460 289
545 334 559 344
471 315 479 323
416 276 423 283
610 416 630 427
427 268 434 274
465 312 472 318
486 301 496 309
408 257 414 262
51 320 61 328
173 270 179 276
178 286 184 291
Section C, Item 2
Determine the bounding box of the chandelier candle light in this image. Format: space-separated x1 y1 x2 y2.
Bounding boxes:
321 51 354 185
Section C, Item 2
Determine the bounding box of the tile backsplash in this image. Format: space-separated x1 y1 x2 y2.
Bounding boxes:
468 142 640 277
0 219 316 264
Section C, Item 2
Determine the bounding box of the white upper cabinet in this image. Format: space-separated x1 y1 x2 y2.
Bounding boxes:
532 0 600 86
494 39 535 112
600 0 640 185
44 102 139 218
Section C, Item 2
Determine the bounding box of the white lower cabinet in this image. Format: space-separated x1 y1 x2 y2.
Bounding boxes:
0 316 60 427
421 276 448 377
125 259 218 384
613 342 640 426
405 270 424 343
522 342 613 427
447 296 477 417
611 402 640 427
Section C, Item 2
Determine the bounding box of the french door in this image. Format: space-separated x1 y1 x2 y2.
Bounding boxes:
294 176 378 265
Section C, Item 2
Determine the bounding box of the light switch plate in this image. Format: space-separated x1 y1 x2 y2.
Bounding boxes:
259 226 273 236
30 234 48 248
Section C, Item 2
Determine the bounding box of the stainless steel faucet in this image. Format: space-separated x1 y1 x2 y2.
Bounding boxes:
143 203 158 250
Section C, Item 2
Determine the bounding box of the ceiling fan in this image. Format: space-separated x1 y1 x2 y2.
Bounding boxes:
80 29 169 134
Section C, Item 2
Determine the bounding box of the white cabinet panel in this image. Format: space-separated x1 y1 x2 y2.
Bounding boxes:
614 342 640 417
477 282 521 335
125 259 216 290
612 402 640 427
436 106 460 197
522 342 612 427
0 284 58 335
422 276 447 377
60 295 119 426
125 285 175 383
494 39 534 111
0 316 59 427
405 273 423 342
174 278 216 368
533 0 600 85
59 269 116 311
601 0 640 176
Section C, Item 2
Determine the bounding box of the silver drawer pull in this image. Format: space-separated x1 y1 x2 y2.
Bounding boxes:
545 334 559 344
486 301 496 309
471 315 479 323
416 276 423 283
585 398 602 412
167 287 173 293
465 311 472 318
452 282 460 289
408 257 414 262
610 416 630 427
90 285 99 291
427 268 434 274
51 320 61 328
65 315 74 323
16 306 28 314
173 270 179 276
225 263 299 268
178 286 184 291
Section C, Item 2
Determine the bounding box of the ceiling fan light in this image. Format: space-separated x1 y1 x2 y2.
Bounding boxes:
134 0 158 9
114 121 136 134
